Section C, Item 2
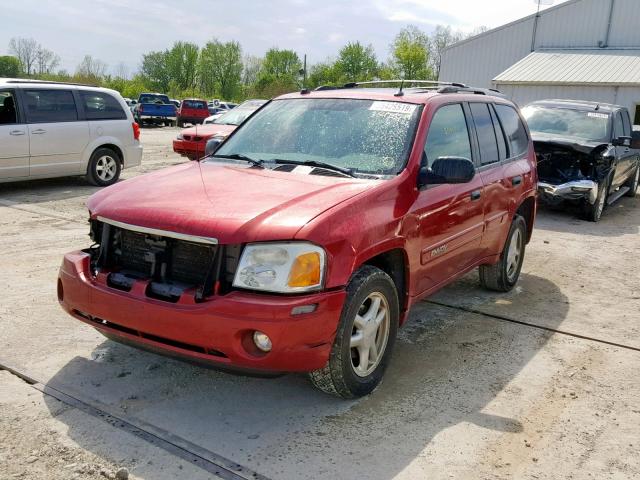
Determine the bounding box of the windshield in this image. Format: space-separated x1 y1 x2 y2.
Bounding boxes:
213 106 259 125
214 98 422 176
522 105 610 143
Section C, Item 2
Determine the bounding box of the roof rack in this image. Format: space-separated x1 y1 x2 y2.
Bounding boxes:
315 80 467 91
436 85 505 97
4 79 95 87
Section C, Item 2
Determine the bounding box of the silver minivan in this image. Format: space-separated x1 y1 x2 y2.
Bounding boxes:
0 79 142 186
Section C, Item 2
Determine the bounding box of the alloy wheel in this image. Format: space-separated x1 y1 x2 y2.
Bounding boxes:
506 228 523 283
95 155 118 182
350 292 390 377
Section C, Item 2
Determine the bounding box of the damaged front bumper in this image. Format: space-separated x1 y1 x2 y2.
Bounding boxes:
538 180 598 204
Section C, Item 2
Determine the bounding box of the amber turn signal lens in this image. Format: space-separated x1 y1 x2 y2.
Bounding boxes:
287 252 321 288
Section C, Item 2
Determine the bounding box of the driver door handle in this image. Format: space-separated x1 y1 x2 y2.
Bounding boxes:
512 175 523 186
10 130 26 136
470 190 482 201
31 129 46 135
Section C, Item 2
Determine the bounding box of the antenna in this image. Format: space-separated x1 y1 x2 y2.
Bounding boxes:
531 0 554 51
394 79 405 97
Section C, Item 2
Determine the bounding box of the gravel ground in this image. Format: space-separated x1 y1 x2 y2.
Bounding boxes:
0 127 639 480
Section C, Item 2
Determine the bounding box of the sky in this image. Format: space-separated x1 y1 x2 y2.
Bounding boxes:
0 0 568 76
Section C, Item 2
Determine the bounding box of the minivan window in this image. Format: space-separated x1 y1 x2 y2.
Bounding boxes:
0 91 18 124
80 91 126 120
470 103 500 166
24 89 78 123
424 104 472 166
495 104 528 157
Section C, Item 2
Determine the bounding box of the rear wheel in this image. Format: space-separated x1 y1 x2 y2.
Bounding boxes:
479 215 527 292
86 148 121 187
624 165 639 197
309 266 399 398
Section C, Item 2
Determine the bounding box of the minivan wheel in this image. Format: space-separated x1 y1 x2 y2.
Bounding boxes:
479 214 527 292
624 165 639 197
309 265 399 399
86 148 121 187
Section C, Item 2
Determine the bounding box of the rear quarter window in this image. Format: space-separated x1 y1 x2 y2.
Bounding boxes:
495 104 529 158
80 91 127 120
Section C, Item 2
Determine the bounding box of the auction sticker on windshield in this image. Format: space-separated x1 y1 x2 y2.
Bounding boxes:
587 112 609 119
369 101 417 115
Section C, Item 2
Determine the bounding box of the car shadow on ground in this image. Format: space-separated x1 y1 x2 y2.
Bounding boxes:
0 176 102 205
535 195 639 236
43 273 568 479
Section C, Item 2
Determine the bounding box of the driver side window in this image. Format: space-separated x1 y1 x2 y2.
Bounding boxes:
424 104 472 167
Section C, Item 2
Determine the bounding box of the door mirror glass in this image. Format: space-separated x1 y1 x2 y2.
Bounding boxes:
205 137 223 157
419 156 475 186
613 136 632 147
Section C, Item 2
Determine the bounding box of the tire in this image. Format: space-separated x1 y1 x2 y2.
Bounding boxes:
309 265 399 399
177 120 184 128
479 215 527 292
624 165 639 197
86 148 122 187
583 175 610 222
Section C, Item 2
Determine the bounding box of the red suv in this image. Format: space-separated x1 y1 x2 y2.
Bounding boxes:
176 98 209 127
58 82 537 398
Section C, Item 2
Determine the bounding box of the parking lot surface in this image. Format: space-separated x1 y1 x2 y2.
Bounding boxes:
1 127 639 480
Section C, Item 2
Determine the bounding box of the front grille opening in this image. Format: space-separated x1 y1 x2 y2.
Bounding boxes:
78 311 228 359
89 219 240 302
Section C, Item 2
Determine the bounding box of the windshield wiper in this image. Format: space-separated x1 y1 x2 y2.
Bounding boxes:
273 159 357 178
209 153 264 168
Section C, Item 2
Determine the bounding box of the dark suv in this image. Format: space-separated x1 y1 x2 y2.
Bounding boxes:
59 81 537 398
523 100 640 221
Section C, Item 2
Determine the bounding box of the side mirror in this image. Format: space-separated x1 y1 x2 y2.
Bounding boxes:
204 137 223 157
631 131 640 149
613 136 632 147
419 156 475 187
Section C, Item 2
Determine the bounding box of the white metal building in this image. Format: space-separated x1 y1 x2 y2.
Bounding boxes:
439 0 640 123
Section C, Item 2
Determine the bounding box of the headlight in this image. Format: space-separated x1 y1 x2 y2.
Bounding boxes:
176 133 184 140
233 242 326 293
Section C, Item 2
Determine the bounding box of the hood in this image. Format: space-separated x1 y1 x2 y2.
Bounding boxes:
87 161 377 244
531 134 609 155
181 124 236 139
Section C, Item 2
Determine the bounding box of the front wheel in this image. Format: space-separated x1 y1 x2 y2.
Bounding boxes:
309 266 399 398
479 214 527 292
583 176 610 222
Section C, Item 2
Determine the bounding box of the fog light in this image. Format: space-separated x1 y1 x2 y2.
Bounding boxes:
253 331 272 352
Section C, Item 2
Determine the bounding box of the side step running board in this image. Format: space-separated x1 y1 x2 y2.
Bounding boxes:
607 186 630 206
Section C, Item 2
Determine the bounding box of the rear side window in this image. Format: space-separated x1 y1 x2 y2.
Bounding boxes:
80 91 126 120
490 105 508 161
495 104 529 158
24 89 78 123
0 90 19 124
470 103 500 166
424 104 472 167
182 100 207 109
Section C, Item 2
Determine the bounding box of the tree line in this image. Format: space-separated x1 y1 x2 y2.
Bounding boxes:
1 25 484 101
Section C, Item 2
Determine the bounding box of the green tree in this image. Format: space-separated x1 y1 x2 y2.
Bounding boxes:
335 42 378 82
141 50 171 92
165 41 199 91
0 56 22 77
307 60 340 88
199 39 243 99
391 26 432 80
256 48 302 96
